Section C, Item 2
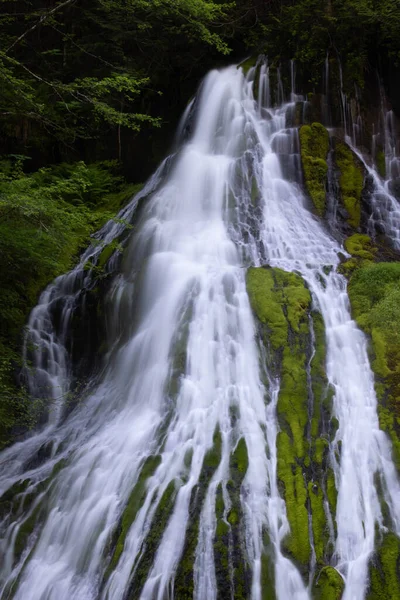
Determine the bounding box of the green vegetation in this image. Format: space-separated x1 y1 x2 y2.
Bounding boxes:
213 437 250 599
247 265 340 574
175 429 222 598
0 157 135 447
313 566 344 600
376 150 387 179
299 123 329 215
338 234 377 278
125 479 178 598
347 262 400 470
247 266 311 569
106 455 162 575
334 142 364 228
368 533 400 599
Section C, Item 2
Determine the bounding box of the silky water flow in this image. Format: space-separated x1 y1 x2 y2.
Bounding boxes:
0 63 400 600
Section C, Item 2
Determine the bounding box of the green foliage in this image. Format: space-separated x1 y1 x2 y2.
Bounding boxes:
240 0 400 87
0 0 233 154
0 157 135 447
299 123 329 215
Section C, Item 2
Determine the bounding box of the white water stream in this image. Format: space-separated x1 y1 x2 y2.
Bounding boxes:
0 62 399 600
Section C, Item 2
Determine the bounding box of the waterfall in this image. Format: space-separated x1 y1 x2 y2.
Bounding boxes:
1 62 400 600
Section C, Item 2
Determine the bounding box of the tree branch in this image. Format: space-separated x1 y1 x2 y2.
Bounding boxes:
6 0 78 53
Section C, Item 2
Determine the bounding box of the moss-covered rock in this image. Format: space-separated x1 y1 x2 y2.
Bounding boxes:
367 533 400 599
338 234 377 278
213 437 251 599
299 123 330 215
347 262 400 470
175 430 223 599
334 141 364 228
344 234 377 261
247 265 337 576
247 266 312 568
313 566 344 600
124 479 178 598
105 455 162 576
238 56 257 75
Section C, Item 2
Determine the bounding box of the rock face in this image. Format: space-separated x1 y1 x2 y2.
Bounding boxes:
246 266 340 588
299 123 330 215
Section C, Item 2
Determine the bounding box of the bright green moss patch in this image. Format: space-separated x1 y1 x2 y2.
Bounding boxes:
247 266 312 568
246 266 311 351
367 533 400 599
345 234 377 261
247 266 339 572
313 566 344 600
338 235 376 279
308 481 328 565
348 262 400 470
299 123 329 215
334 142 364 228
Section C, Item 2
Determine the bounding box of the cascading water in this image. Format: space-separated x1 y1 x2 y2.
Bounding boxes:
0 60 400 600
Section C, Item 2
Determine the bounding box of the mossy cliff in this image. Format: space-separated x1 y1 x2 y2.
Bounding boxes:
299 123 330 216
347 261 400 471
334 141 364 228
339 237 400 598
246 266 339 583
299 123 365 229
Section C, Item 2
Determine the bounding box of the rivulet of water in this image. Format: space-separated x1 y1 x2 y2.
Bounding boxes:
0 61 399 600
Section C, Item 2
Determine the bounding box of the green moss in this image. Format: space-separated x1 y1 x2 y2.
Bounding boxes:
376 149 386 179
247 266 312 569
345 234 377 261
367 533 400 599
326 470 337 519
238 56 257 75
175 430 223 598
246 266 310 351
348 262 400 470
213 483 231 597
261 550 277 600
126 479 177 598
231 438 249 475
308 481 328 565
106 455 161 575
213 438 251 599
299 123 329 215
98 243 115 268
313 566 344 600
334 142 364 228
